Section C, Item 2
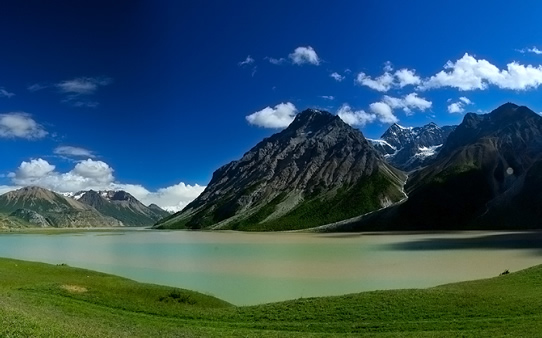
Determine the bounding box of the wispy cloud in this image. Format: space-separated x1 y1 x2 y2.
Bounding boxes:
0 112 48 139
238 55 255 66
56 77 112 95
320 95 335 100
517 46 542 55
266 57 287 65
330 72 345 82
0 88 15 98
54 146 96 158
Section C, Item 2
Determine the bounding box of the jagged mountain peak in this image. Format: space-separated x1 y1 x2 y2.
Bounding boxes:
156 107 405 230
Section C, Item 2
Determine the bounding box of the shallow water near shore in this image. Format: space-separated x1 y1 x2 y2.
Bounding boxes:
0 229 541 305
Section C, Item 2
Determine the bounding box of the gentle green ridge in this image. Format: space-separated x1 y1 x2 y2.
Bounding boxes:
2 257 542 336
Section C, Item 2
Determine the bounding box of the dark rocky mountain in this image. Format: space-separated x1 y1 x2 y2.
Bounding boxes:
0 186 122 227
76 190 170 226
369 122 456 171
156 109 406 230
324 103 542 231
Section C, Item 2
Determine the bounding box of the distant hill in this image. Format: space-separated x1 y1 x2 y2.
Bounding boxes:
75 190 170 226
155 109 406 231
0 186 122 227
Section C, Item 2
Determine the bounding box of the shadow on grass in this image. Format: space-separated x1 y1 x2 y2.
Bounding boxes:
388 231 542 252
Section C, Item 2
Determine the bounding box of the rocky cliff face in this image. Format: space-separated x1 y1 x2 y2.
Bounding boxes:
325 103 542 231
156 109 406 230
370 122 456 171
0 186 122 227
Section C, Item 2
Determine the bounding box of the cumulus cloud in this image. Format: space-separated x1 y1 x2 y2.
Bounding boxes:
54 146 96 158
330 72 345 82
0 112 48 139
5 158 205 211
382 93 432 115
420 53 542 91
356 71 395 92
0 88 15 98
356 65 421 92
117 182 206 212
238 55 255 66
337 104 376 127
447 96 474 114
394 69 422 87
288 46 320 65
245 102 298 128
369 102 399 124
11 159 55 179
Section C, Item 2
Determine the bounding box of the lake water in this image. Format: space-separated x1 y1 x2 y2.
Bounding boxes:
0 229 541 305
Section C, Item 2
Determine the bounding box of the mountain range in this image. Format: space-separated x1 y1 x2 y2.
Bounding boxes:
3 102 540 231
0 187 170 228
324 102 542 231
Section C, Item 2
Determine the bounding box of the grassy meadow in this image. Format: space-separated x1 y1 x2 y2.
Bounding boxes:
1 257 542 337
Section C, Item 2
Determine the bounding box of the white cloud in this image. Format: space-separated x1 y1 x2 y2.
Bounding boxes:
369 102 399 124
288 46 320 65
420 53 542 91
382 93 432 115
12 159 55 179
0 112 48 139
459 97 472 104
28 83 48 92
447 103 464 114
117 182 206 212
0 88 15 98
517 46 542 55
54 146 96 158
238 55 255 66
5 158 205 211
394 69 421 87
57 77 112 95
246 102 298 128
330 72 345 82
357 71 395 92
267 57 286 65
383 61 393 72
320 95 335 100
447 96 474 114
337 104 376 127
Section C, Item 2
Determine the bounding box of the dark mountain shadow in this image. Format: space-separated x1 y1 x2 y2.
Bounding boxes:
388 231 542 253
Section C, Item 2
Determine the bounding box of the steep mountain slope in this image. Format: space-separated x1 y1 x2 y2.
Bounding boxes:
0 186 122 227
156 109 406 230
326 103 542 231
76 190 170 226
370 122 456 171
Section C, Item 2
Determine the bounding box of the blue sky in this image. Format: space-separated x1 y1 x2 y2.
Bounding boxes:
2 0 542 210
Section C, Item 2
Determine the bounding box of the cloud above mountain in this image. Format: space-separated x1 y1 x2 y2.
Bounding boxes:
4 158 204 212
246 102 298 128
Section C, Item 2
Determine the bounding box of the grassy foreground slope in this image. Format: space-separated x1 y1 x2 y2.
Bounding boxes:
2 258 542 337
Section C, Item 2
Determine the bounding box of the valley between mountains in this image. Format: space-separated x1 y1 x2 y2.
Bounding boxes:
2 102 541 231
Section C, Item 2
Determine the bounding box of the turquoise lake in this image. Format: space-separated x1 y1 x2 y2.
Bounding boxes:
0 229 541 305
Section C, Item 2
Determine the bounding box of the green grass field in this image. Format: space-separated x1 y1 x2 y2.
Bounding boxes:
1 257 542 337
